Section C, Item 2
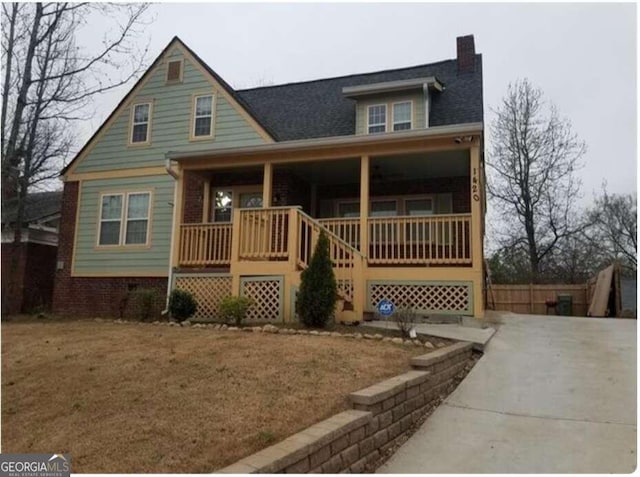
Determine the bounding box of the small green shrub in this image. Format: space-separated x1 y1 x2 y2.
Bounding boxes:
131 287 162 322
219 296 254 326
296 230 337 328
168 289 198 322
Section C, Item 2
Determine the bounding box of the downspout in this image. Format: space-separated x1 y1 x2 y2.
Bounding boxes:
423 83 430 128
163 157 179 314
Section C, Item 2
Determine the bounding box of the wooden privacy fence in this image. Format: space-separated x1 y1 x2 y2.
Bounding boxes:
489 284 589 316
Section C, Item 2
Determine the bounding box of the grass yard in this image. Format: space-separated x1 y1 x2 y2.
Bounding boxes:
2 319 426 473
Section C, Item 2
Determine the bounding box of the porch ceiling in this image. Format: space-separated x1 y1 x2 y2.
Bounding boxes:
282 149 469 186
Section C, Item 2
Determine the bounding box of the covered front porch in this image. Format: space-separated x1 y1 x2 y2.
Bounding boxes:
168 127 485 321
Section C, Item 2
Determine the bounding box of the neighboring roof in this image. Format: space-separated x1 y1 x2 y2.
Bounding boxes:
2 191 63 226
237 56 483 141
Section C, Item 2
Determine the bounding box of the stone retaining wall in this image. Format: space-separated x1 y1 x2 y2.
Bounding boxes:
219 342 473 473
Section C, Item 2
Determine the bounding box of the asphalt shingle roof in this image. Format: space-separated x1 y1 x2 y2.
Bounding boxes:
237 55 483 142
2 191 62 225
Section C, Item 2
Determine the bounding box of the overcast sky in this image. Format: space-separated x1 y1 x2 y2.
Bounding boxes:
82 2 637 202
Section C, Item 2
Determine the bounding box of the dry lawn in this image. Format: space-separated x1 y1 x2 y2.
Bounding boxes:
2 320 425 473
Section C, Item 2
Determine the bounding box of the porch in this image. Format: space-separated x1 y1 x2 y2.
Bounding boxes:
169 128 485 322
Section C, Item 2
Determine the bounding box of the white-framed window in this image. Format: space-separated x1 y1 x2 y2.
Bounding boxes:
338 201 360 218
405 197 433 216
98 191 151 246
130 103 151 144
393 101 412 131
370 199 397 217
211 190 233 222
193 94 214 138
367 104 387 134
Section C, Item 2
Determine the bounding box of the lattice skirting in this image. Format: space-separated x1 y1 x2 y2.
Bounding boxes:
173 273 232 319
240 276 284 322
367 281 473 315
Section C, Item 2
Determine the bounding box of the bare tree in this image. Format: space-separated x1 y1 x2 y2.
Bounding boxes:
586 188 637 274
487 79 587 282
1 2 152 313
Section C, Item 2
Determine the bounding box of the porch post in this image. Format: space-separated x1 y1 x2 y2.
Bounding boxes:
359 155 369 253
170 165 185 268
262 162 273 207
470 144 485 318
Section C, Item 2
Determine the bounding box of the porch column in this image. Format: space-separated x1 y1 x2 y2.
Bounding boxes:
262 162 273 207
359 155 369 253
170 165 185 268
470 144 485 318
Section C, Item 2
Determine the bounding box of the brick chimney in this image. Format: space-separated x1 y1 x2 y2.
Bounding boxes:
456 35 476 74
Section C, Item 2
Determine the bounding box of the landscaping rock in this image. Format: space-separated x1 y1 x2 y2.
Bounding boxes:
320 331 331 337
252 327 262 332
297 330 309 335
228 326 239 331
403 340 413 346
181 321 191 327
354 333 364 340
374 334 384 340
309 330 320 336
263 324 278 333
331 331 341 337
391 337 403 345
221 324 228 330
363 334 375 340
242 327 253 332
382 337 393 342
424 341 435 349
436 342 446 348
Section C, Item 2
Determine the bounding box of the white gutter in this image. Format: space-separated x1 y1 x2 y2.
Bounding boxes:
163 159 179 315
166 122 483 161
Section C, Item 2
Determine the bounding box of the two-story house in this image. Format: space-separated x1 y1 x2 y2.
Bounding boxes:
53 35 485 322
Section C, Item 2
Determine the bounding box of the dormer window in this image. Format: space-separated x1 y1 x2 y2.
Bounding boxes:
393 102 412 131
166 59 183 83
130 102 152 145
367 104 387 134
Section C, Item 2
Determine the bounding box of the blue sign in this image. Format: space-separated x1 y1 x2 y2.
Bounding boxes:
377 299 395 316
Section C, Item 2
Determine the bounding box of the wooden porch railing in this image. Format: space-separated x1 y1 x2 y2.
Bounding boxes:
237 208 290 260
367 214 471 265
318 217 360 250
179 223 232 266
178 212 472 269
297 211 363 303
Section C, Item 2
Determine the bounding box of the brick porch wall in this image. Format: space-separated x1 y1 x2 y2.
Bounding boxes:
52 181 167 317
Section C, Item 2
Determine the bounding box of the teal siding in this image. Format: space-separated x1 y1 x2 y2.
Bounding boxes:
74 175 174 275
355 92 426 135
75 47 267 173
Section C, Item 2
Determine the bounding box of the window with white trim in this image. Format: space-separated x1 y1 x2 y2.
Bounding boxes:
370 199 397 217
393 101 412 131
98 192 151 246
338 201 360 218
131 103 151 143
212 190 233 222
367 104 387 134
193 94 214 137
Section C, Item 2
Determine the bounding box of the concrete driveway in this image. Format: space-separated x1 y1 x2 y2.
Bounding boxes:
379 313 637 473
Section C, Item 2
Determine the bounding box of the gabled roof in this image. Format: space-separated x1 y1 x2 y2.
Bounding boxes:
2 191 63 226
62 37 483 176
61 36 276 177
237 56 483 141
